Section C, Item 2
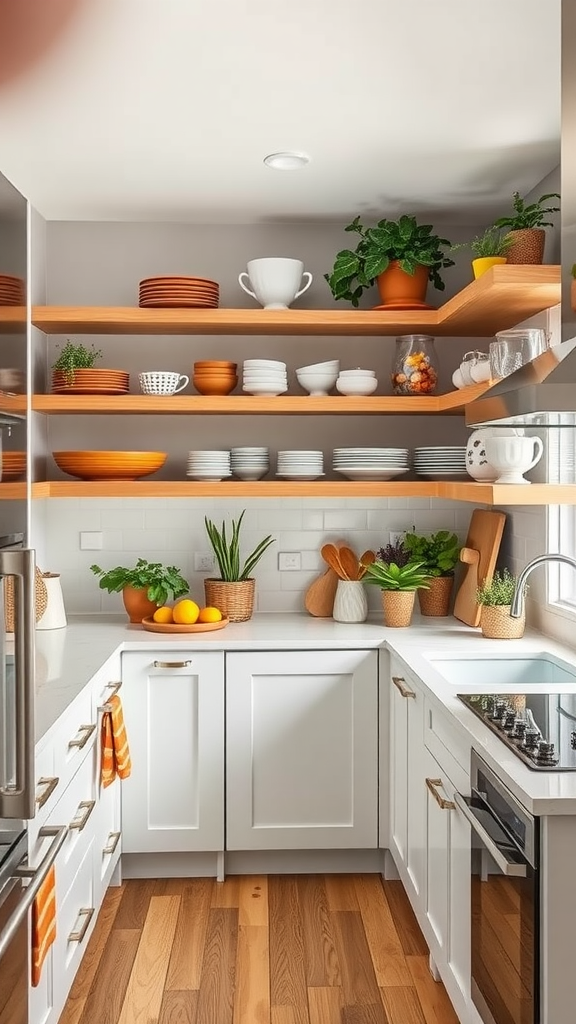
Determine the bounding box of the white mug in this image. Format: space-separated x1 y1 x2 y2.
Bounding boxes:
139 371 189 395
238 257 313 310
484 435 544 484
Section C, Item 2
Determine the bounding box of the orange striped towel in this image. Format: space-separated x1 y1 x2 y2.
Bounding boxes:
32 865 56 987
101 694 131 788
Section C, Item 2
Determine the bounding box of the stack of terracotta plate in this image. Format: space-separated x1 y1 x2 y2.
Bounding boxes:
138 276 219 308
52 451 167 481
51 369 130 395
0 275 25 306
1 451 26 482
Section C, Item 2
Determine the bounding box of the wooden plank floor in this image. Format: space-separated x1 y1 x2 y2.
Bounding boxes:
59 875 460 1024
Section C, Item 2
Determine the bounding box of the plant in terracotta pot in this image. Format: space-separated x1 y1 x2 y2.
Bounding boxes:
52 341 103 386
90 558 190 623
493 191 560 265
325 214 454 309
403 530 460 617
204 510 275 622
453 227 513 279
361 553 431 628
476 568 527 639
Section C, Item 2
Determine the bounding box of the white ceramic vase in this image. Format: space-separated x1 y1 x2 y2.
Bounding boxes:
465 427 523 482
332 580 368 623
484 435 544 484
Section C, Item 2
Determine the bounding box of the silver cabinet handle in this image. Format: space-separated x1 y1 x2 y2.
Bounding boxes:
69 907 95 943
103 831 121 856
454 792 527 878
0 825 67 962
68 723 97 750
392 675 416 698
36 776 59 808
68 800 96 832
99 680 122 713
153 660 191 669
426 777 455 810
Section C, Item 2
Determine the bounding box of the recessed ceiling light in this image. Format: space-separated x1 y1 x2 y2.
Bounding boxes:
263 151 310 171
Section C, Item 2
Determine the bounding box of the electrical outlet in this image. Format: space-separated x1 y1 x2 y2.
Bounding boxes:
80 531 103 550
389 531 405 548
278 551 302 571
194 552 215 573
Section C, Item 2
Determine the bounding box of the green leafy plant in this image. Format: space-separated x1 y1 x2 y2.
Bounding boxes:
325 214 454 307
52 341 103 384
361 558 431 592
571 264 576 278
377 539 410 567
90 558 189 606
453 227 514 259
403 530 460 578
494 191 560 231
204 510 275 582
476 568 526 606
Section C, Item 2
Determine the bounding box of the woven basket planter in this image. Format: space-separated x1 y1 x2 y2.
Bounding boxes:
480 605 525 639
381 590 416 628
418 576 454 617
204 578 255 622
4 567 48 633
504 228 545 265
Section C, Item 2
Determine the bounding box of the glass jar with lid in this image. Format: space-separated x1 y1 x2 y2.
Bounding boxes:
391 335 438 395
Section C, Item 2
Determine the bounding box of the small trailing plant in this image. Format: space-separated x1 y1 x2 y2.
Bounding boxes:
90 558 189 606
493 191 560 231
453 227 514 259
325 214 454 307
361 558 431 592
204 510 275 582
377 538 411 567
52 341 103 384
476 568 526 607
403 530 460 578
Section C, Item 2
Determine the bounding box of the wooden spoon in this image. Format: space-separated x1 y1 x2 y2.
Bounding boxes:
321 543 348 580
339 546 360 582
358 550 376 579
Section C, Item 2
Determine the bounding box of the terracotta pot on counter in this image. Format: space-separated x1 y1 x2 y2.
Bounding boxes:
122 585 157 624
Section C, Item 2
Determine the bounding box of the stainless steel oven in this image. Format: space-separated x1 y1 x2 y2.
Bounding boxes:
455 751 539 1024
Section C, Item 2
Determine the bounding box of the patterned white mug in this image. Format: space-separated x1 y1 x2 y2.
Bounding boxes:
139 371 189 395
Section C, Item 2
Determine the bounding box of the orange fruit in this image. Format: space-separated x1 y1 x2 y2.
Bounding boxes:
172 599 200 625
153 605 173 624
198 606 223 623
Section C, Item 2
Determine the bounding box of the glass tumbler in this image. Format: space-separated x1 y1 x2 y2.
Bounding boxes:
391 335 438 395
489 328 550 379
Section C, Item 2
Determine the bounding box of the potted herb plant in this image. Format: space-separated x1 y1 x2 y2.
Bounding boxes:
361 548 431 628
90 558 190 623
403 530 460 617
325 214 454 309
476 568 527 639
453 227 514 279
52 341 103 387
204 510 275 621
493 191 560 265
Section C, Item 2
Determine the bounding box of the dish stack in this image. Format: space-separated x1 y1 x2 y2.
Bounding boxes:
0 275 25 306
138 276 219 308
1 451 26 482
230 447 269 481
276 450 324 481
51 369 129 395
186 450 231 482
413 446 468 479
243 359 288 396
333 448 410 480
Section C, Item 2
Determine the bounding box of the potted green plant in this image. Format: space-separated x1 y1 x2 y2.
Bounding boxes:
52 341 103 387
90 558 190 623
476 568 527 638
403 530 461 616
204 510 275 621
361 553 431 627
325 214 454 309
453 227 514 279
493 191 560 265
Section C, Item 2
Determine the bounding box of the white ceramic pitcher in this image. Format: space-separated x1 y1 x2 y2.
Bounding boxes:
238 258 313 309
484 435 544 484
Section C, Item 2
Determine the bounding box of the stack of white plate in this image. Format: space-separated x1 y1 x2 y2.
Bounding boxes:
186 450 231 481
243 359 288 396
413 446 468 478
333 448 410 481
276 450 324 480
230 447 270 481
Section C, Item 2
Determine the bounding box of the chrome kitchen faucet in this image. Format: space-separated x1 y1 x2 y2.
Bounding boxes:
510 553 576 618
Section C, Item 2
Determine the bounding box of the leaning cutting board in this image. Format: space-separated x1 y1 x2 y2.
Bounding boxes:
453 508 506 627
304 567 339 617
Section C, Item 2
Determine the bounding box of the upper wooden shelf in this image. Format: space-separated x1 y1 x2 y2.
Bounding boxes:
0 306 26 333
30 265 560 337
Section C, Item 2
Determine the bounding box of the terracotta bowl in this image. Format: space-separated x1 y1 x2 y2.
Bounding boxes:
52 450 167 480
194 360 237 371
193 374 238 396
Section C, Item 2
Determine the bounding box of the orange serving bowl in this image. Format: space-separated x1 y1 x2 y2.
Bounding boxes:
2 451 26 481
52 451 167 481
192 375 238 396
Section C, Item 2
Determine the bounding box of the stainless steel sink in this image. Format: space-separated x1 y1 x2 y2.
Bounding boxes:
424 652 576 687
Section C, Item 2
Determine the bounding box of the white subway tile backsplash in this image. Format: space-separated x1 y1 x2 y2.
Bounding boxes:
121 529 167 551
301 512 324 531
257 509 303 531
280 570 318 592
407 497 431 509
101 507 146 530
324 510 367 531
279 531 325 550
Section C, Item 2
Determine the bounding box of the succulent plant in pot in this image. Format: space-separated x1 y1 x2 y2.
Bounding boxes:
90 558 190 623
361 553 431 628
476 567 527 639
403 530 460 617
204 510 275 622
493 191 560 265
453 227 514 279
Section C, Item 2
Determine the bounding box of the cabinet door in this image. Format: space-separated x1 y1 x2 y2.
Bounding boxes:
388 662 426 901
120 651 224 853
226 649 378 850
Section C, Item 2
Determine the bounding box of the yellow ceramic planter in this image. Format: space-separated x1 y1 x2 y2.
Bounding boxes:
472 256 507 279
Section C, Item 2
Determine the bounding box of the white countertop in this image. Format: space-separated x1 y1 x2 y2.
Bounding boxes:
33 612 576 815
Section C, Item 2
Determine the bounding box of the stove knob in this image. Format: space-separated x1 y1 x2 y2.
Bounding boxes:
490 699 509 722
503 710 517 732
523 729 540 751
535 741 559 767
513 720 527 742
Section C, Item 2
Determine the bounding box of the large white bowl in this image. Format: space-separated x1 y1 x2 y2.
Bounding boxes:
338 368 376 377
296 360 340 374
296 370 338 396
336 377 378 396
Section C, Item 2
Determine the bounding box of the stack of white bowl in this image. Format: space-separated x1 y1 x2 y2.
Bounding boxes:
186 449 231 481
243 359 288 396
295 360 339 396
333 448 410 480
413 446 467 479
336 368 378 395
230 447 269 481
276 450 324 480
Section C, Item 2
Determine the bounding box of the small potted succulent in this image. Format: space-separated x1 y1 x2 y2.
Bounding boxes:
325 214 454 309
493 191 560 265
90 558 190 623
362 541 431 627
476 568 527 639
453 227 514 279
204 510 275 621
402 530 460 617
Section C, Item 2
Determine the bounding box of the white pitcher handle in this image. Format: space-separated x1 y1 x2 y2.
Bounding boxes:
295 272 313 299
174 375 189 394
527 436 544 471
238 272 257 299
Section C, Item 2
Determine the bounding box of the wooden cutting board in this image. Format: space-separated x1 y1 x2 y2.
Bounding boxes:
453 508 506 627
304 567 339 617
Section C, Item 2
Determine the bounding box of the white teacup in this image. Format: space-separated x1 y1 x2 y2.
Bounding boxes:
484 435 544 484
139 371 189 395
238 257 313 309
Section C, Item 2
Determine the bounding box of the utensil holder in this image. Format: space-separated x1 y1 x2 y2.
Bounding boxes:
36 573 67 630
332 581 368 623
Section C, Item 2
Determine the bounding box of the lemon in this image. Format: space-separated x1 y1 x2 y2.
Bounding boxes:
198 606 223 624
153 605 173 624
173 599 200 625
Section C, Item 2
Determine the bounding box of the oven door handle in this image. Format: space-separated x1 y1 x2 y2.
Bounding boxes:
0 825 67 963
453 792 527 878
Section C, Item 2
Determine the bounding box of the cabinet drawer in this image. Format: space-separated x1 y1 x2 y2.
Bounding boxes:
29 754 97 893
54 839 96 1015
424 698 469 796
33 691 96 830
95 778 121 899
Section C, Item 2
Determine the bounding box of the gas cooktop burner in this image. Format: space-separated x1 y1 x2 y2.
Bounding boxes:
458 692 576 771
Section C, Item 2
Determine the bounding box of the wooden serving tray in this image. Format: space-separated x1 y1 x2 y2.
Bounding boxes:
141 616 229 634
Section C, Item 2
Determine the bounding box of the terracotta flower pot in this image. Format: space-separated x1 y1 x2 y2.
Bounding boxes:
376 262 429 307
204 578 255 622
418 576 454 617
122 585 157 624
504 228 545 265
479 605 525 639
472 256 507 279
381 590 416 628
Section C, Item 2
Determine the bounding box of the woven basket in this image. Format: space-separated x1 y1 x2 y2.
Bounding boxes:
204 578 255 622
505 228 545 265
381 590 416 628
418 576 454 617
480 605 525 639
4 567 48 633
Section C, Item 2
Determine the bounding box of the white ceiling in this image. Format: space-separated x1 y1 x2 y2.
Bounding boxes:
0 0 561 223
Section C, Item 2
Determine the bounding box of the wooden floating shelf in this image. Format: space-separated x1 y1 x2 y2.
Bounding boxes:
30 265 560 337
0 306 26 333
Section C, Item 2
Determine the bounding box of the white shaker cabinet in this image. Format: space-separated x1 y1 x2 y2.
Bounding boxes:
226 649 378 850
388 659 427 902
120 651 224 853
